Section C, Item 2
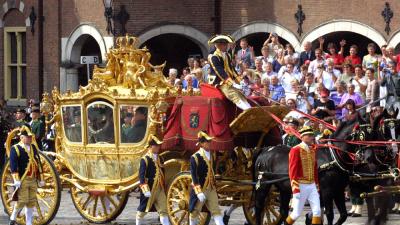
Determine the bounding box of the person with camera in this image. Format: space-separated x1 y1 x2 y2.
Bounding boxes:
311 88 336 122
379 60 400 109
286 80 312 114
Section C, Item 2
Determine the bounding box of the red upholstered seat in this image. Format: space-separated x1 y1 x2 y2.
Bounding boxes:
200 83 226 100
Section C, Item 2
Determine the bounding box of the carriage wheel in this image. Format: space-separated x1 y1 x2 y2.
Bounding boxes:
242 187 281 225
167 172 211 225
70 185 128 223
1 152 62 225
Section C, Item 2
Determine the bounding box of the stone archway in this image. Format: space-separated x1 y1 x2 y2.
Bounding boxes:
0 0 29 28
60 24 113 92
231 21 301 51
301 20 386 48
62 24 112 64
137 24 209 57
388 30 400 53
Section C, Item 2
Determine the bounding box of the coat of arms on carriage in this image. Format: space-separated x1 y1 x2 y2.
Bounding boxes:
189 112 200 128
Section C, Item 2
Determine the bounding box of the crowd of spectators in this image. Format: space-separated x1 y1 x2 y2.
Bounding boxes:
167 33 400 127
2 33 400 136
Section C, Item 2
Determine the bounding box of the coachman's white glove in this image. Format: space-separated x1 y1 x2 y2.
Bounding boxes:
14 181 21 188
144 191 151 198
39 180 45 187
197 192 206 202
232 83 242 90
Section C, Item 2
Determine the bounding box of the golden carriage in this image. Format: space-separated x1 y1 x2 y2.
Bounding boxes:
1 35 289 225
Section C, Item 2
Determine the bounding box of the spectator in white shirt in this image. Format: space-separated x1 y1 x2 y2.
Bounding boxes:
260 46 274 66
279 63 300 92
304 72 317 105
285 43 299 65
315 58 339 91
298 64 308 84
278 55 299 77
308 48 325 76
351 64 367 99
261 62 277 81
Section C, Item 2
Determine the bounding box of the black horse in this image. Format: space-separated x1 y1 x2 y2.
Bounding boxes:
253 114 368 225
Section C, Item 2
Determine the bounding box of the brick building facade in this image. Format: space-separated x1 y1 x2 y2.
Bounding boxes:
1 0 400 106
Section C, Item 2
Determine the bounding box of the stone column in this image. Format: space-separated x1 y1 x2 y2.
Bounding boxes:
60 67 79 93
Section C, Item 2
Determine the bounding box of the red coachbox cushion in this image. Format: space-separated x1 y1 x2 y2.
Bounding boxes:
162 96 234 151
200 83 226 100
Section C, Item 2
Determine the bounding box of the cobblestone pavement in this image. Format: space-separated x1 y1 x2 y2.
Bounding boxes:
0 191 399 224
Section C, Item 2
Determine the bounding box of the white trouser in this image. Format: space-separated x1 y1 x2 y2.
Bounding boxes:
236 100 251 110
290 183 321 220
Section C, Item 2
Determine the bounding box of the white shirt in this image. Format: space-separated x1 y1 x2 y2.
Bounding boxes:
319 70 339 90
308 59 325 76
152 153 158 161
261 71 277 82
201 147 211 160
278 65 299 78
351 76 368 96
24 144 31 153
279 72 302 92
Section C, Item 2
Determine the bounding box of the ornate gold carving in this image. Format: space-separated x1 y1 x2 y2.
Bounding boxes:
230 105 290 135
92 34 171 89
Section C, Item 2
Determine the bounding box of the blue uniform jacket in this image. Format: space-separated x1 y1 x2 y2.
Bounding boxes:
137 153 165 212
10 143 42 179
208 49 238 86
189 150 216 212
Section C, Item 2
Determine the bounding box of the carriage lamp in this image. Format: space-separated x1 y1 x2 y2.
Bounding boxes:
103 0 114 35
40 92 53 134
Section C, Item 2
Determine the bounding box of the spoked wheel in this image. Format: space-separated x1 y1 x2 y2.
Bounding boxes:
1 152 62 225
167 172 211 225
242 187 281 225
70 186 128 223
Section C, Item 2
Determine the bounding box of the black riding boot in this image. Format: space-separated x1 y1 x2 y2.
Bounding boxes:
9 220 16 225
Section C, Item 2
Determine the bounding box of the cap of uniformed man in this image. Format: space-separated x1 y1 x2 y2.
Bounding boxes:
16 108 26 114
148 134 163 146
299 126 314 137
19 126 34 137
31 107 40 114
286 116 299 127
197 130 214 145
208 34 234 45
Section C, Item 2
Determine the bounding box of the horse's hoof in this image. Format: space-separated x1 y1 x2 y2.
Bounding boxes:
352 213 362 217
347 212 353 216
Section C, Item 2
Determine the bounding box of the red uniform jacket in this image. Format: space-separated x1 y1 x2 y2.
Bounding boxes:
288 142 319 194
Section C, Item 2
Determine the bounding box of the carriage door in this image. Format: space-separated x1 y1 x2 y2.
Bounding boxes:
85 101 120 181
118 105 149 180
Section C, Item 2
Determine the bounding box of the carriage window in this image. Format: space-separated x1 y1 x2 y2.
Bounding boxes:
120 105 148 144
62 106 82 143
87 102 115 144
